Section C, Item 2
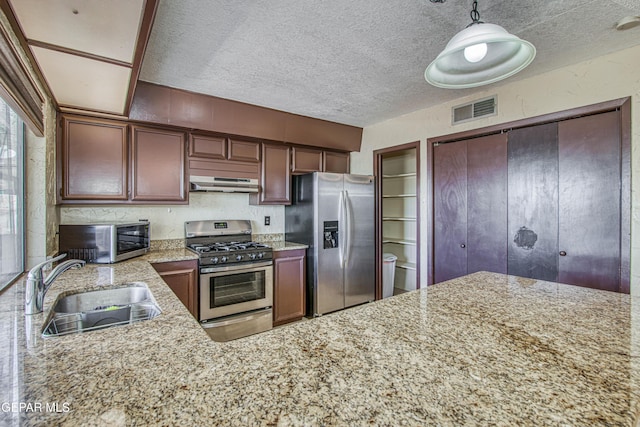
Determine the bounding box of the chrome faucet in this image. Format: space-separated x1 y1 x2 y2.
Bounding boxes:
24 253 86 315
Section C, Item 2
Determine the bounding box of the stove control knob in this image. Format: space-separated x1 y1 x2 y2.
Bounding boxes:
249 253 257 260
236 255 243 261
212 257 219 264
257 252 264 259
221 256 228 263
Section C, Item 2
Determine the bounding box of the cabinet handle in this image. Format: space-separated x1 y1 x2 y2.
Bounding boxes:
559 251 567 256
460 244 466 249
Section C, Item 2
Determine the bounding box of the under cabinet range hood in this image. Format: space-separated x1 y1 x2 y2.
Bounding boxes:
189 176 259 193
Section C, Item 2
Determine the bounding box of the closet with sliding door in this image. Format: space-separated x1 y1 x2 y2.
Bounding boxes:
431 98 630 293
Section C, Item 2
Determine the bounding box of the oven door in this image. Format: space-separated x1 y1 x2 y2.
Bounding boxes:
199 261 273 321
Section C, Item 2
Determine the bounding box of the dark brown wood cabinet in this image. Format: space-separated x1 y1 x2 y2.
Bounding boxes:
323 151 350 173
59 114 352 206
59 115 128 201
59 115 188 204
151 260 198 318
291 147 351 175
273 249 306 326
250 143 291 205
291 146 323 174
131 125 187 202
189 134 260 163
188 134 261 179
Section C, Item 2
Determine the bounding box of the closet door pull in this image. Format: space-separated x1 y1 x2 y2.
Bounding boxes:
559 251 567 256
460 244 466 249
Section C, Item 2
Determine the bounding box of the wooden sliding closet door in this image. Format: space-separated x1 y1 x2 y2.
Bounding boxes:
506 112 622 292
430 98 629 292
433 133 507 283
467 134 508 275
557 111 621 291
507 123 559 282
434 140 467 283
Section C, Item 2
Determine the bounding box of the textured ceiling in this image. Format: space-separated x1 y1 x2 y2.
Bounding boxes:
140 0 640 127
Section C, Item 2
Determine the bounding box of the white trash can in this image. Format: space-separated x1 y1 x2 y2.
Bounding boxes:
382 253 397 298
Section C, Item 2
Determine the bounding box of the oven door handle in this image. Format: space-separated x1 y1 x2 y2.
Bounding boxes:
200 261 273 274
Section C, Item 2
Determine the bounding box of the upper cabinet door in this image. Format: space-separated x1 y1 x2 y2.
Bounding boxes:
131 125 187 202
323 151 350 173
253 143 291 205
228 139 260 163
60 115 128 201
291 146 323 174
189 134 227 159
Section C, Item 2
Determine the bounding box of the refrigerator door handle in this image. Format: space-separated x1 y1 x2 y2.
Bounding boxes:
344 190 351 265
338 190 345 268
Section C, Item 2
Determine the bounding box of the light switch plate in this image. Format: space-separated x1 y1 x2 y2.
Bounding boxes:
264 216 270 226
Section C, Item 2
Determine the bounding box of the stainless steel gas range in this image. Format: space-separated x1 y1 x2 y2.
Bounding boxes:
185 220 273 342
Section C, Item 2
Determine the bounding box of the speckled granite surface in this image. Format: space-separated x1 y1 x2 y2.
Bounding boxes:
270 241 308 251
1 270 639 426
253 233 285 243
138 248 198 263
149 239 185 251
150 236 307 252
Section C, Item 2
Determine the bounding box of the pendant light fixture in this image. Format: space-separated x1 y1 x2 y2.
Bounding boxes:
425 1 536 89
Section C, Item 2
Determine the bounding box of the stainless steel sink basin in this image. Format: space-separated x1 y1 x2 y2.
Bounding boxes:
42 283 161 337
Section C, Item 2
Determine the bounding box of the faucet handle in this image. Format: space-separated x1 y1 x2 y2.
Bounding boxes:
27 253 68 280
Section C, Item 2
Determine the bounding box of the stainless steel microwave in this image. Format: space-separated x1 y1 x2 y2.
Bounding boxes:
58 221 150 263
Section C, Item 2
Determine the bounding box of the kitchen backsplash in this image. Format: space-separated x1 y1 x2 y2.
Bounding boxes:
60 192 285 240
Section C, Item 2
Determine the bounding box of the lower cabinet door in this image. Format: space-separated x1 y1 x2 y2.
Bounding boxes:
273 249 306 326
152 260 198 318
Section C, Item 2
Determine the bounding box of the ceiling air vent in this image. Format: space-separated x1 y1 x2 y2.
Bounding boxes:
452 96 497 125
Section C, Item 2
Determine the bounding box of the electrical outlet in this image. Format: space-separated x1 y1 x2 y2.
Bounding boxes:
264 216 271 226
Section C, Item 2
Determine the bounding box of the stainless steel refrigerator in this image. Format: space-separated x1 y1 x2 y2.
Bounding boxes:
285 172 375 316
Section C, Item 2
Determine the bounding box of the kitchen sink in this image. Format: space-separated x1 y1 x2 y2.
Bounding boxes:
42 283 161 337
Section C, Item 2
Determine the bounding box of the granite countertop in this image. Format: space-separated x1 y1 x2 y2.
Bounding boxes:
1 268 639 426
269 241 308 251
138 248 199 263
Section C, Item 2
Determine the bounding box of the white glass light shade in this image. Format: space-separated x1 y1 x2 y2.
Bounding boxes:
425 23 536 89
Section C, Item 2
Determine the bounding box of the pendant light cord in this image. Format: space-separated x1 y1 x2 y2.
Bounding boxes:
467 1 484 27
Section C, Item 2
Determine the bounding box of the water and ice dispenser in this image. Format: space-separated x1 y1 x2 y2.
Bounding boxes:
323 221 339 249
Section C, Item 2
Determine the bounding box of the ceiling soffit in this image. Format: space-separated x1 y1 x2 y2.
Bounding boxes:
5 0 157 115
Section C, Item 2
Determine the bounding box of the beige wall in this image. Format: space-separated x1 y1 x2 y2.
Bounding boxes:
351 44 640 294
